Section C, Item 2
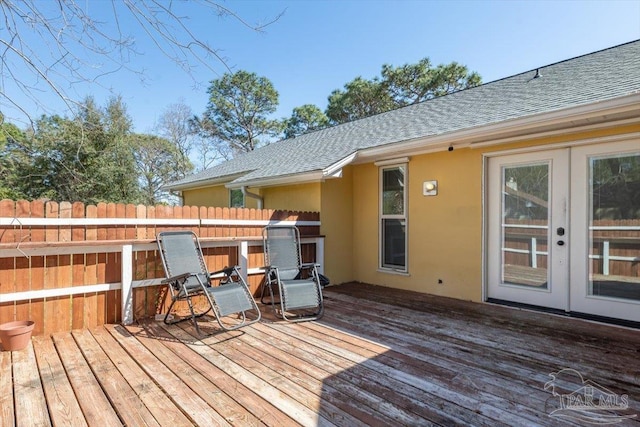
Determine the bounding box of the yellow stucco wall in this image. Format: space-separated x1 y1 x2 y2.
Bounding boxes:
320 167 354 286
351 149 483 300
262 183 321 212
183 186 228 207
348 123 640 302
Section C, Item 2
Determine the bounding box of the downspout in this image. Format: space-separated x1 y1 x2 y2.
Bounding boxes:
241 186 263 209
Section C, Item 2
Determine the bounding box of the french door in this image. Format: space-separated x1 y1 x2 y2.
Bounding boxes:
487 141 640 323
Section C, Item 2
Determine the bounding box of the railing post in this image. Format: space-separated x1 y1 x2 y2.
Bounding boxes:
530 237 538 269
315 237 325 274
239 240 249 284
121 244 133 325
603 240 610 276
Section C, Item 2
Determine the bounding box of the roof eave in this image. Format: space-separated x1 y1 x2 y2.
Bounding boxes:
225 170 326 189
163 172 250 192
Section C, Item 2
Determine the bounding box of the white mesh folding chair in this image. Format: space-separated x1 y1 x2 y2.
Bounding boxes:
261 225 324 322
157 231 260 334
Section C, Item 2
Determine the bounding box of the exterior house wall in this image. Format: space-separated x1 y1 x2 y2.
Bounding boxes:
184 185 226 208
262 183 321 212
351 150 483 300
183 186 261 209
350 123 640 302
179 122 640 303
320 166 354 285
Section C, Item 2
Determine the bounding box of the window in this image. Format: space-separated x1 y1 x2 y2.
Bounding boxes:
229 189 244 207
380 164 407 271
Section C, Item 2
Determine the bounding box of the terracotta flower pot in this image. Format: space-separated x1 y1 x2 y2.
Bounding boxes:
0 320 35 351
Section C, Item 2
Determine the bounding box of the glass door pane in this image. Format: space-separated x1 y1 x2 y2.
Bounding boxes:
589 153 640 301
501 163 550 288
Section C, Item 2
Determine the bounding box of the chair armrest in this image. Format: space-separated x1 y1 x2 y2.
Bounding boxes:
300 263 320 269
210 266 236 277
161 272 195 285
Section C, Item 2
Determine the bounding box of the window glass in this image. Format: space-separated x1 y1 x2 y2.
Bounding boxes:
382 166 405 215
380 164 407 271
588 152 640 301
230 189 244 207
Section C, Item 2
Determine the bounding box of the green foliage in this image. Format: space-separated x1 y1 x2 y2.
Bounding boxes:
325 58 481 124
326 77 394 125
198 70 283 155
0 97 196 205
130 133 193 205
0 119 29 199
283 104 330 138
382 59 481 105
0 97 143 204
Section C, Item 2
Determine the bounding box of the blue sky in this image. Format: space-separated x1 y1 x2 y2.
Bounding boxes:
4 0 640 133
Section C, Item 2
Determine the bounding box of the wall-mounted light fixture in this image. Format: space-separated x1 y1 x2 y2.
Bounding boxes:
423 180 438 196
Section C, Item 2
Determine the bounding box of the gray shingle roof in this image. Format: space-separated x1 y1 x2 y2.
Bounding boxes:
168 40 640 190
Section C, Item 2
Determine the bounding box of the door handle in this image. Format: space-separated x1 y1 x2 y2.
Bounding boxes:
557 227 565 236
557 240 565 246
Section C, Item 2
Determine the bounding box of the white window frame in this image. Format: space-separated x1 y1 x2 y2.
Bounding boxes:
379 162 408 273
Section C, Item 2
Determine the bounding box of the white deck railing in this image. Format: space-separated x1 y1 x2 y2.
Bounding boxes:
502 224 640 273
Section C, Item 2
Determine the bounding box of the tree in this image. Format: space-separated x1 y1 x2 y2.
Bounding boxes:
326 77 394 124
0 1 281 125
382 59 481 105
155 101 195 178
3 97 141 203
195 70 282 155
187 116 232 171
0 117 28 199
283 104 330 139
326 58 481 124
130 133 191 205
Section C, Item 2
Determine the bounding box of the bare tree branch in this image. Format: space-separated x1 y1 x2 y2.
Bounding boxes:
0 0 281 126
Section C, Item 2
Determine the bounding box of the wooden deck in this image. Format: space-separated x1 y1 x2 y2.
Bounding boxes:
2 283 640 426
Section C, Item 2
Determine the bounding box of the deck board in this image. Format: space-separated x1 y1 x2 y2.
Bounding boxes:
0 351 14 427
72 328 161 427
13 344 51 427
3 283 640 426
106 324 243 426
50 332 122 426
32 336 87 427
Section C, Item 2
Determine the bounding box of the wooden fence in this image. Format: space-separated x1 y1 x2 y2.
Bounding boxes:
0 200 322 335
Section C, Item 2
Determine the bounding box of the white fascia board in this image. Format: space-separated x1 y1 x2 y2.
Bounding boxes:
225 170 326 189
355 93 640 163
322 152 358 177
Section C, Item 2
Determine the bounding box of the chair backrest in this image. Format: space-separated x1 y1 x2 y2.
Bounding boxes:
263 226 302 280
157 231 210 289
